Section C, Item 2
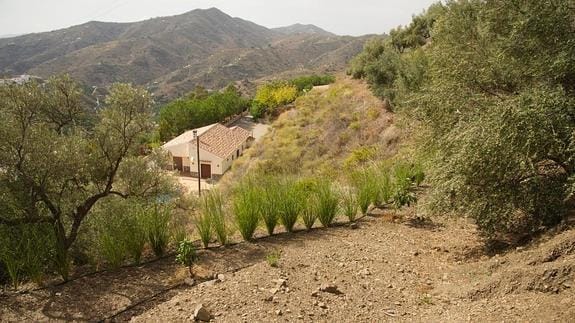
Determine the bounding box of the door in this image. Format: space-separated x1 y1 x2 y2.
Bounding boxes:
200 164 211 179
173 157 183 171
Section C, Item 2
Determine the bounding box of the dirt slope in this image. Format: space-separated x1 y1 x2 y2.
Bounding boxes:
130 214 575 322
1 212 573 322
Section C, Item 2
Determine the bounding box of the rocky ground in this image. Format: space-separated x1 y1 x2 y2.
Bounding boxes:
2 210 574 322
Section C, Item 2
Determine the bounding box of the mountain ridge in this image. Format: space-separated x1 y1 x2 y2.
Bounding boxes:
0 7 370 100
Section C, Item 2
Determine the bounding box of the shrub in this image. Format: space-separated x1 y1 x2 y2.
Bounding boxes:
233 180 260 241
341 188 358 222
352 170 378 215
124 206 147 265
143 205 172 257
194 211 212 248
278 179 302 232
266 250 281 268
176 239 197 276
301 196 318 230
259 177 281 235
316 181 339 227
202 190 228 245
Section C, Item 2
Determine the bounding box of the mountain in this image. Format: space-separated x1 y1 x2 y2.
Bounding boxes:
0 8 369 101
272 23 335 36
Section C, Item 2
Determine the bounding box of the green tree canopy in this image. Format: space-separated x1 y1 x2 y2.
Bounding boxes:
0 75 176 279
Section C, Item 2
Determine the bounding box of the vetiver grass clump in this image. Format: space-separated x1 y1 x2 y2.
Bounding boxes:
233 179 260 241
202 190 228 245
259 176 281 235
301 196 318 230
341 187 358 222
143 205 172 257
194 211 212 248
278 178 302 232
316 181 339 227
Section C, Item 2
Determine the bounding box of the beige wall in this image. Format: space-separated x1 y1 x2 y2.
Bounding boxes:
165 137 251 177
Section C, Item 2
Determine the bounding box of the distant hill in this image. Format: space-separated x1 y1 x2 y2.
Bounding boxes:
0 8 370 101
272 23 335 36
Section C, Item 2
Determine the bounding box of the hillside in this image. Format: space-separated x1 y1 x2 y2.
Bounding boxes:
0 8 369 100
2 77 573 322
218 76 400 190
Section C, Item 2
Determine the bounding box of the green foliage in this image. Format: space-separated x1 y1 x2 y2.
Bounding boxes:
258 177 282 235
0 75 174 281
316 181 339 227
266 250 281 268
344 146 377 169
143 205 172 257
176 239 197 269
159 87 249 141
341 188 358 222
250 82 298 118
290 74 335 92
277 178 303 233
0 224 54 289
201 190 228 245
233 180 261 241
194 211 212 248
351 0 575 237
301 196 318 230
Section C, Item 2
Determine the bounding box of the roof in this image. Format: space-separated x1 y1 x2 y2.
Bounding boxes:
162 123 252 159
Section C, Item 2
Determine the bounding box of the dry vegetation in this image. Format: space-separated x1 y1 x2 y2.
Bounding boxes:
218 76 400 192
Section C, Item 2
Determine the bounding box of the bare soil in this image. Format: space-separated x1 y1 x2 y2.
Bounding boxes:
2 210 574 322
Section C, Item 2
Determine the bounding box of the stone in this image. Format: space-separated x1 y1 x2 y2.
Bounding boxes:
192 304 212 322
311 290 319 297
276 309 283 316
319 283 342 295
318 302 328 309
350 222 359 229
185 278 196 286
217 274 225 282
358 268 371 276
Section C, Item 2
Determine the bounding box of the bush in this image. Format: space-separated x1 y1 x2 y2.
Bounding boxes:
143 205 172 257
290 74 336 92
124 206 147 265
233 180 260 241
259 177 281 235
278 179 302 232
0 224 54 289
266 250 281 268
176 239 197 276
202 190 228 245
341 188 358 222
352 170 378 215
316 181 339 227
194 211 212 248
301 196 318 230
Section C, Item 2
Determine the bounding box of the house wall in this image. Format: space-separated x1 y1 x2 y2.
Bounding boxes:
164 136 253 178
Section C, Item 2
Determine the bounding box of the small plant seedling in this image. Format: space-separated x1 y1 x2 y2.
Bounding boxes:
176 239 197 277
266 250 281 268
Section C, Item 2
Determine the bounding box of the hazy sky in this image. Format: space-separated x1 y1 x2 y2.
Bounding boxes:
0 0 439 36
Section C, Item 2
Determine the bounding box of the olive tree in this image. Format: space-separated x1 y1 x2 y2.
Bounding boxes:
0 75 174 280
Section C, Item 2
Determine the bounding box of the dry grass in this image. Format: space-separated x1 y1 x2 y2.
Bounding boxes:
219 76 399 190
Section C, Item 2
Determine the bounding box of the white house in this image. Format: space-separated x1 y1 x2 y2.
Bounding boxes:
162 123 253 179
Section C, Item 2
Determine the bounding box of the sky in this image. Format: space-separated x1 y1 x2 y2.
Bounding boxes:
0 0 439 37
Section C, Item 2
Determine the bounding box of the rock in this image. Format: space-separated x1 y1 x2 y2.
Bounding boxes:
311 290 319 297
350 222 359 229
185 278 196 286
276 309 283 316
274 278 287 287
217 274 225 282
358 268 371 276
318 302 328 309
319 283 343 294
413 251 420 256
192 304 212 322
